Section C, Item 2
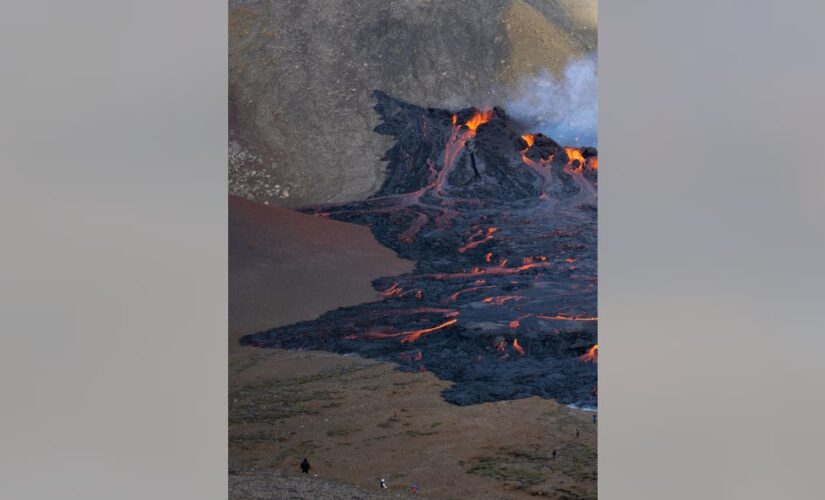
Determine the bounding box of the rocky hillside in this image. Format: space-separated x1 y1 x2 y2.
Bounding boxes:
229 0 596 207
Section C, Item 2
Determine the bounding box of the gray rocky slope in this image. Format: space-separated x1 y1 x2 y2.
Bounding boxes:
230 0 596 206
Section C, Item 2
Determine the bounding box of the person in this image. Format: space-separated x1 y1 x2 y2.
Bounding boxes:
380 478 388 489
552 449 557 460
575 429 580 438
592 414 597 424
410 482 418 494
300 458 310 474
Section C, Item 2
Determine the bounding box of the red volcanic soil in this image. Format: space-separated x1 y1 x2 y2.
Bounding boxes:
229 195 414 345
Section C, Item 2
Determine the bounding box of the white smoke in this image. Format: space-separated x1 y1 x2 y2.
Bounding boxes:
505 55 597 147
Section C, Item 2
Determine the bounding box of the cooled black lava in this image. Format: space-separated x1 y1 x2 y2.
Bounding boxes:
241 91 598 407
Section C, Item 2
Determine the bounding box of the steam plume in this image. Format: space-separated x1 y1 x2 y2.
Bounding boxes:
506 55 597 147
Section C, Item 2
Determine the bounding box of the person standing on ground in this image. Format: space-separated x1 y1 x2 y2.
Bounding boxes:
300 458 310 474
552 449 557 460
380 478 387 489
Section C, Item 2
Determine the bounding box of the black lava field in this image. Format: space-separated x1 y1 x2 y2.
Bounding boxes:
241 91 598 407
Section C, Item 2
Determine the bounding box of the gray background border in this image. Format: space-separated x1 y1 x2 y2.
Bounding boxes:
2 1 824 498
600 1 825 497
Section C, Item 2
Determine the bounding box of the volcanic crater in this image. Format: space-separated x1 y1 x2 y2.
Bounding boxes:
241 91 598 407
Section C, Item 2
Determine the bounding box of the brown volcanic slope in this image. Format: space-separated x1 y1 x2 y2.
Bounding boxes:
229 197 596 499
229 0 597 207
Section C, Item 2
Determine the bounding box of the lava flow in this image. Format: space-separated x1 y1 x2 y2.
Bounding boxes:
241 90 597 407
580 344 598 363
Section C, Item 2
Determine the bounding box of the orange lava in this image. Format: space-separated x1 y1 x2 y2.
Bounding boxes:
521 153 552 170
588 157 598 170
457 227 497 253
522 256 548 265
521 134 535 148
464 110 494 132
579 343 598 363
401 318 459 343
380 283 402 298
482 295 526 306
564 147 597 172
537 313 599 322
513 338 525 356
425 261 552 280
444 285 494 303
565 147 585 166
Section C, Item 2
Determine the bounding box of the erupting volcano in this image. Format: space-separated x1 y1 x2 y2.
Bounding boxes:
241 91 598 407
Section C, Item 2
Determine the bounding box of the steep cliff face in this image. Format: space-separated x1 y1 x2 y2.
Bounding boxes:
229 0 596 207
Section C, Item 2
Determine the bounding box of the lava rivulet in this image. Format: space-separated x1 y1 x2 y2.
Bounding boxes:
580 344 598 363
241 91 597 407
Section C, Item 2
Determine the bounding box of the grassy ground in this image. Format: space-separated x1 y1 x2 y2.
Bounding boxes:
229 349 596 499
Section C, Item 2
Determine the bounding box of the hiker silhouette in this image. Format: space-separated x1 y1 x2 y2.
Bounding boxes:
300 458 310 474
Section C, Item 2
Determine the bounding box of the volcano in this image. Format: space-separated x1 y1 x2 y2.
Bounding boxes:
240 91 597 407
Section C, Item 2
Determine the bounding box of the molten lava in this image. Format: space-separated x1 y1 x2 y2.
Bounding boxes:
537 313 599 322
483 295 526 306
401 318 459 344
522 256 548 265
565 147 585 167
457 227 497 253
464 110 494 132
521 153 552 170
381 283 403 298
513 338 525 356
588 157 598 170
563 147 597 173
521 134 535 148
580 343 598 363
